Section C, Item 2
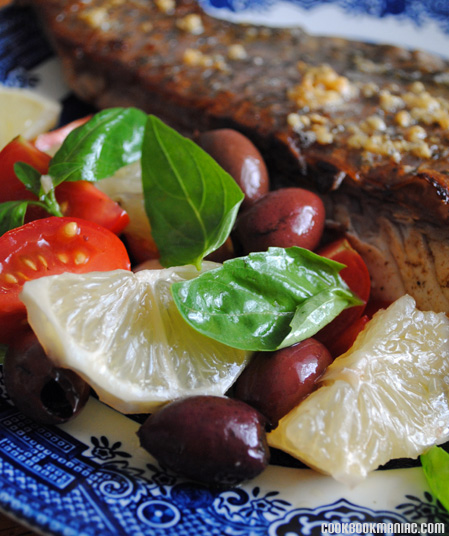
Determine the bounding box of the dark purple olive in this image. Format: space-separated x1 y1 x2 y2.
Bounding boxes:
3 331 90 425
233 187 325 254
138 395 269 486
199 129 270 210
234 338 332 429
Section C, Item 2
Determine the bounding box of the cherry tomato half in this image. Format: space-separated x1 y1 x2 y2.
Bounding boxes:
0 136 51 202
0 137 130 235
33 116 92 153
315 237 371 356
54 181 130 235
326 314 370 358
324 299 392 357
0 217 131 344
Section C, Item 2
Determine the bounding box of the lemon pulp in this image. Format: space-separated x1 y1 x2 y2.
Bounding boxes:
0 86 61 150
21 263 251 413
268 295 449 486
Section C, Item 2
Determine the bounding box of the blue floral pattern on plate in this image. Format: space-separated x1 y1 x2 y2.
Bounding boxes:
1 2 449 535
0 4 52 87
1 370 448 536
204 0 449 34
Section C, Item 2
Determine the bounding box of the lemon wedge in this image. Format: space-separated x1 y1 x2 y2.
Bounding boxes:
20 264 251 413
268 295 449 486
0 86 61 150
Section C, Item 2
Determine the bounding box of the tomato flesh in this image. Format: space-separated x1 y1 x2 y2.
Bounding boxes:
0 137 130 235
0 137 50 202
315 237 371 355
0 217 131 344
124 232 160 264
55 181 130 235
325 314 370 358
33 116 92 153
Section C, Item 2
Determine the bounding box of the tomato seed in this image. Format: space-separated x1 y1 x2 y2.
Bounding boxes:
22 257 38 271
4 273 18 285
74 251 89 265
62 221 79 238
37 255 48 269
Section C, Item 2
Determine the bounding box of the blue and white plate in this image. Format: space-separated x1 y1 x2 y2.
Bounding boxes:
1 2 449 535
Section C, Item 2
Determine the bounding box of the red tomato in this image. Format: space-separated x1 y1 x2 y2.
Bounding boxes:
0 217 131 344
323 299 392 358
0 137 51 201
33 116 92 153
364 299 391 317
326 314 370 358
315 237 371 353
0 137 130 235
55 181 130 235
124 233 160 265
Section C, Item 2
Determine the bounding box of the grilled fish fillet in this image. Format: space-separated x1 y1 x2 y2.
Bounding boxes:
24 0 449 312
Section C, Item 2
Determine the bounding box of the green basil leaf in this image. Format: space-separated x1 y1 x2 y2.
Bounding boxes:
14 162 42 196
172 246 362 351
13 164 63 218
0 200 30 236
49 107 147 186
282 287 358 348
141 115 244 269
421 446 449 512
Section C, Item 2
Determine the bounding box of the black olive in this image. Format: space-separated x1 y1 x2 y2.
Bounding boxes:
138 395 270 486
4 331 90 424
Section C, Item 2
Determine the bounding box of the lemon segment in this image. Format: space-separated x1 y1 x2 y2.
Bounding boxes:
20 263 251 413
0 86 62 150
268 295 449 486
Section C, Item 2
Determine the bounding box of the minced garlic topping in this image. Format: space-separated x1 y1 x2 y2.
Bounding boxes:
79 0 126 29
288 62 449 162
227 44 248 61
176 14 204 35
183 48 227 71
155 0 175 13
80 7 110 29
287 63 358 111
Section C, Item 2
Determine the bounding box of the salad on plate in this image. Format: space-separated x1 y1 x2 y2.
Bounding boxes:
0 92 448 510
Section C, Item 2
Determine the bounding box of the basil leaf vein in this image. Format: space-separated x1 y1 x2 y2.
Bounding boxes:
49 107 147 185
172 246 362 351
14 161 42 196
141 115 244 269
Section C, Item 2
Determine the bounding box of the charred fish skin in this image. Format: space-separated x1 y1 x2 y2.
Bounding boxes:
23 0 449 202
23 0 449 312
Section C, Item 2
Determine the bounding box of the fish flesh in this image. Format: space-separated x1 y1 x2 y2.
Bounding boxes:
23 0 449 312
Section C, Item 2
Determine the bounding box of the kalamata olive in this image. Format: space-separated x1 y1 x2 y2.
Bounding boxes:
4 331 90 425
233 338 332 429
198 129 270 209
233 187 325 254
138 395 270 486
